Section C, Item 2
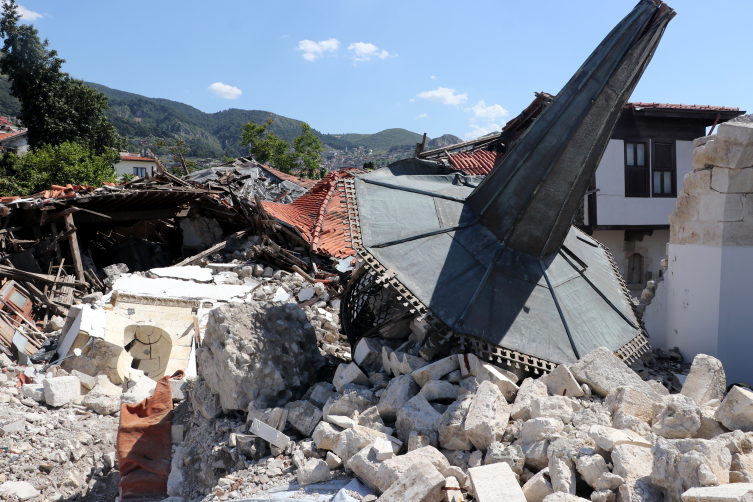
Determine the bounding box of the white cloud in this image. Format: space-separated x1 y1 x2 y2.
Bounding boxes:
415 113 427 119
416 87 467 106
297 38 339 61
207 82 242 100
467 100 509 123
465 123 503 140
9 3 43 21
430 76 436 79
347 42 391 62
409 98 415 102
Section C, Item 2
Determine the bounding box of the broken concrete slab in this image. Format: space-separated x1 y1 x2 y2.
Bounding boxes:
522 439 550 472
43 376 80 407
681 484 753 502
576 454 609 489
587 425 652 451
327 414 356 429
531 396 574 423
150 266 214 283
374 437 394 461
419 380 462 402
464 380 511 451
296 458 331 486
484 442 525 474
333 425 395 462
21 383 44 402
549 456 577 495
113 274 254 302
170 378 188 402
681 355 727 407
355 406 391 435
605 386 654 424
477 363 519 403
71 370 95 390
541 365 584 398
376 458 445 502
522 467 554 502
353 337 384 374
81 390 121 415
715 386 753 432
395 394 442 446
512 378 550 421
285 400 323 437
375 445 449 493
438 394 474 451
412 355 460 387
249 418 290 450
324 384 378 419
0 481 40 501
695 407 729 440
308 381 337 409
468 462 526 502
570 347 657 398
247 406 288 431
346 445 381 493
312 421 342 451
378 374 419 422
520 417 565 445
121 375 157 404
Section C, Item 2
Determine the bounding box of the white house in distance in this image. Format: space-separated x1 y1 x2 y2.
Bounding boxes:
0 128 28 157
116 152 157 178
580 102 744 294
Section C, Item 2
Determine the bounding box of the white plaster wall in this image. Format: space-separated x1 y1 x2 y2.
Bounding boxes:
665 243 721 360
116 160 156 176
592 229 669 287
716 245 753 384
594 139 695 226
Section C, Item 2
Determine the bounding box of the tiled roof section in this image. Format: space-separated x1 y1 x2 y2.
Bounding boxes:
261 169 366 259
626 102 740 112
258 164 318 190
448 150 504 176
120 156 155 162
0 129 27 142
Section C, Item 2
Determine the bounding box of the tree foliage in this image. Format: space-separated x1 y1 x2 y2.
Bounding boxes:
0 1 125 153
240 119 326 179
154 138 197 175
0 141 119 196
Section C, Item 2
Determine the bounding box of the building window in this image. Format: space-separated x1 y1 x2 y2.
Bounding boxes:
652 142 676 197
624 141 649 197
133 167 147 177
627 253 644 284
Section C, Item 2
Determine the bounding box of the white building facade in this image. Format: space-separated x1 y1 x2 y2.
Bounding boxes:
580 103 742 295
116 154 157 178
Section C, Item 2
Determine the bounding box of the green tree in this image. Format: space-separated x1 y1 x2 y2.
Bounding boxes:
240 119 325 179
0 141 119 196
363 161 375 170
154 139 197 175
0 1 125 153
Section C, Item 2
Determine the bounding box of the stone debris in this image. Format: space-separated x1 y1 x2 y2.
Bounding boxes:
469 462 526 502
715 386 753 433
681 355 727 407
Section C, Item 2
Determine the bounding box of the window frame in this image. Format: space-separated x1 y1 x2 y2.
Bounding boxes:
133 167 147 177
623 140 650 198
651 140 677 198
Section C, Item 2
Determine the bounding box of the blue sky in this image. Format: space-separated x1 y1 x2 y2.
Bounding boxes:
13 0 753 140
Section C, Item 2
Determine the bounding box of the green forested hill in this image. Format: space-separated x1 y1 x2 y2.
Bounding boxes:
0 79 459 158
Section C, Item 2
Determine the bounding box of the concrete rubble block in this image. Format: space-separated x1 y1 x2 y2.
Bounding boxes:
169 378 188 402
333 362 370 392
95 375 123 395
594 472 625 492
651 437 732 502
464 380 512 451
730 450 753 483
285 400 322 437
395 394 442 446
522 439 551 472
0 418 26 436
375 445 450 493
324 384 378 419
694 407 728 440
444 475 463 502
587 425 652 452
197 302 320 413
522 467 554 502
346 445 382 493
468 462 527 502
543 495 591 502
354 337 385 374
648 380 671 396
376 458 445 502
334 425 395 463
653 394 702 439
715 386 753 433
43 376 80 407
709 120 753 169
442 465 468 489
308 381 337 408
612 411 652 436
513 378 550 421
21 383 45 402
409 431 432 451
0 481 40 501
382 346 397 376
485 442 525 474
576 454 609 489
605 386 654 424
542 365 584 398
312 421 343 451
374 437 395 461
549 456 577 495
477 363 520 402
570 347 657 398
357 406 392 435
121 375 157 405
325 451 343 470
378 374 419 422
681 355 727 407
171 424 184 443
520 417 565 445
250 418 290 450
682 484 753 502
297 458 331 486
420 380 462 402
71 369 95 390
247 405 288 431
591 491 615 502
412 355 460 388
82 389 121 415
531 396 574 424
439 394 474 451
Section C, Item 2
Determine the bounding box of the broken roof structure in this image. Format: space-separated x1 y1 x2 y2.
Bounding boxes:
341 0 676 372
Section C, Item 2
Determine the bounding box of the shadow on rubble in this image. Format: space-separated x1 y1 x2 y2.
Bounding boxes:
58 469 121 502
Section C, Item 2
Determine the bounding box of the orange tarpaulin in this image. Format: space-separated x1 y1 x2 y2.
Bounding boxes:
117 370 184 500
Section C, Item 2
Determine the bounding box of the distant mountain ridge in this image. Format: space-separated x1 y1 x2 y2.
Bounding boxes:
0 78 461 158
